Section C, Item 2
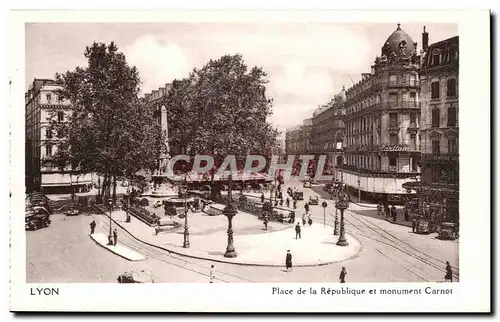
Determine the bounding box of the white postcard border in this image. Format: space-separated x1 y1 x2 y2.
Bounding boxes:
9 9 491 312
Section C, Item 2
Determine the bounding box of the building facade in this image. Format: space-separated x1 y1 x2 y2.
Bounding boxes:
343 24 422 203
285 125 301 155
310 88 346 177
409 34 459 223
25 79 92 194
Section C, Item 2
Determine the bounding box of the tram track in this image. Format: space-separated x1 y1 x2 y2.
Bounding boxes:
341 217 439 282
342 211 459 281
90 213 255 283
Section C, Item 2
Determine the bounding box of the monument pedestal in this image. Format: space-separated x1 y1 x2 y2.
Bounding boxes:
151 181 178 198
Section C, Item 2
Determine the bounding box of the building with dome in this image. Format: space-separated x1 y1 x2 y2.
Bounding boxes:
310 87 346 177
342 24 422 203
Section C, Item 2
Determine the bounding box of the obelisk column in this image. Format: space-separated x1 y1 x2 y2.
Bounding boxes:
159 105 170 173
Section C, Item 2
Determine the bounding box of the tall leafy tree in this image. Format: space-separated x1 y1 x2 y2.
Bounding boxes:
51 42 162 202
164 54 279 166
162 54 279 197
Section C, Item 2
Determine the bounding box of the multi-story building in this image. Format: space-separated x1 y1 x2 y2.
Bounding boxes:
25 79 92 194
406 33 459 223
310 87 346 177
297 118 313 154
144 84 173 126
343 24 422 203
285 126 301 155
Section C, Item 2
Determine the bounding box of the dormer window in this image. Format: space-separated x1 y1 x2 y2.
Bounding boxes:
432 53 440 66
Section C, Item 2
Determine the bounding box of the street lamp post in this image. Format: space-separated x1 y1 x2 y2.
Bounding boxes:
335 194 349 246
336 150 349 246
334 182 340 235
107 198 113 245
183 174 190 248
223 174 237 258
124 187 131 223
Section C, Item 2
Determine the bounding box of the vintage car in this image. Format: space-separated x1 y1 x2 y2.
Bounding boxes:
303 181 312 188
308 195 319 205
439 222 458 240
415 218 432 234
66 205 80 216
117 269 155 283
293 191 304 200
25 207 51 230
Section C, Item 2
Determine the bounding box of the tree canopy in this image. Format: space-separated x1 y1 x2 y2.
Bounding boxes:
163 54 279 165
51 42 162 199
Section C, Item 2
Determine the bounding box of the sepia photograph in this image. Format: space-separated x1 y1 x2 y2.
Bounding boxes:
9 9 491 312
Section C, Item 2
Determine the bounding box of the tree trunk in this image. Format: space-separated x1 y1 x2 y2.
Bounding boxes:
101 173 108 200
112 173 117 204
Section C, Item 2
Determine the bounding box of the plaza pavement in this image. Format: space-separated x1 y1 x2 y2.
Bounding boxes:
96 205 361 267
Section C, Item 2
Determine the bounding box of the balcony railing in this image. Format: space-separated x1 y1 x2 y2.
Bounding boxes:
421 154 458 162
344 101 421 120
388 80 420 87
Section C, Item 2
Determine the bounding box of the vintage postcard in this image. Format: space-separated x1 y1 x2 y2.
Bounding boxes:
9 9 491 312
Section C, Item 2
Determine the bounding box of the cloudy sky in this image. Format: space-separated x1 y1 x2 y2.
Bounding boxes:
26 22 457 133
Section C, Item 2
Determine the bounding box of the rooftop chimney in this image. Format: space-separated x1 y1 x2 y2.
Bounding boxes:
422 26 429 52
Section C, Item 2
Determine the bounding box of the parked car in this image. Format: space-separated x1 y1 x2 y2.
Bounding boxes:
415 218 431 234
439 222 458 240
117 269 155 283
308 195 319 205
293 191 304 200
303 181 312 188
25 207 51 231
66 205 80 216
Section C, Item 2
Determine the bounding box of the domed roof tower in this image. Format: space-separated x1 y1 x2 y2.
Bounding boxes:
381 24 417 59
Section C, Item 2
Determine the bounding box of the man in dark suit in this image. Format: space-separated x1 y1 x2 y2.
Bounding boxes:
89 220 96 235
339 267 347 283
285 250 292 272
295 222 301 239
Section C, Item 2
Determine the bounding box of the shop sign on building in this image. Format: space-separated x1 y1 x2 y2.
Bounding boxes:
381 145 409 152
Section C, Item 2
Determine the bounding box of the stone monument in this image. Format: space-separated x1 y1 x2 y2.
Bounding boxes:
151 105 178 198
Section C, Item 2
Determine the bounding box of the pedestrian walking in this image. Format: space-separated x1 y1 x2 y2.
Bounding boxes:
444 261 453 282
209 265 216 283
113 228 118 246
264 216 268 230
391 205 397 221
412 218 417 233
89 220 96 235
339 267 347 283
260 193 265 204
293 199 297 209
279 198 283 207
286 197 290 208
295 222 301 239
304 203 310 214
404 208 409 222
285 250 293 271
377 203 383 216
308 215 313 226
